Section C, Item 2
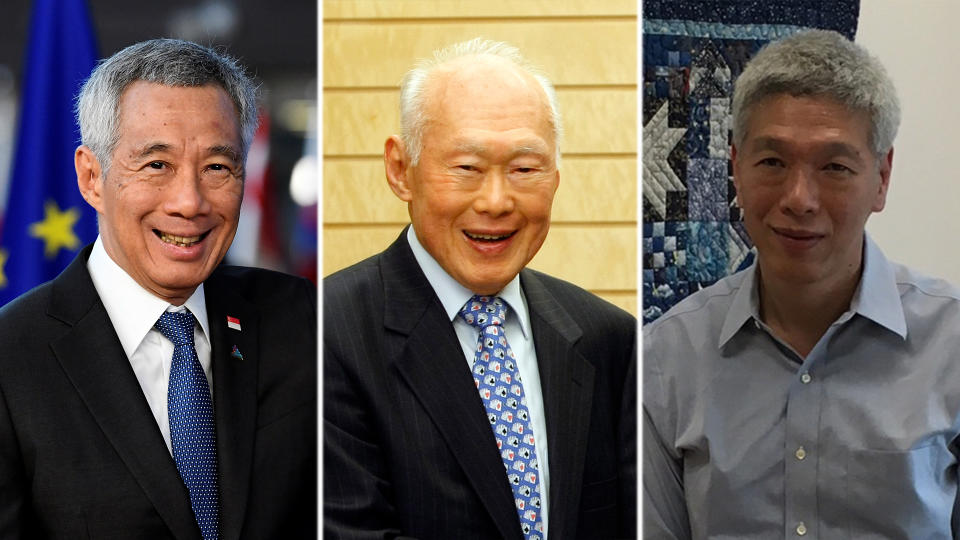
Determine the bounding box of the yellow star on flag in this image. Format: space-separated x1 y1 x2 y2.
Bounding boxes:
0 248 8 289
29 200 81 259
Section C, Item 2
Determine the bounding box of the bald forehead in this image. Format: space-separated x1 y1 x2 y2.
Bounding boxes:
434 55 537 88
423 55 552 120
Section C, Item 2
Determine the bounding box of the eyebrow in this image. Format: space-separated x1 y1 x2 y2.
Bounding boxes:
134 142 172 160
132 142 242 163
451 142 551 159
209 144 243 163
748 136 865 162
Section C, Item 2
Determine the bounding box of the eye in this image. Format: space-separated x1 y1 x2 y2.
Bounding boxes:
207 163 231 173
457 164 477 172
757 157 784 167
515 167 535 174
824 162 854 174
148 161 165 170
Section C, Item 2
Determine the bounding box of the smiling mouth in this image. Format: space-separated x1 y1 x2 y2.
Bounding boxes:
465 231 516 242
154 229 209 247
774 228 822 240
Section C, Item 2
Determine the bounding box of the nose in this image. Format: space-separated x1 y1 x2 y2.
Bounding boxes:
163 169 212 218
780 166 819 216
472 169 515 216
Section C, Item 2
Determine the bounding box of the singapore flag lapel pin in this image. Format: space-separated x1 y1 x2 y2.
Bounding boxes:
227 316 242 331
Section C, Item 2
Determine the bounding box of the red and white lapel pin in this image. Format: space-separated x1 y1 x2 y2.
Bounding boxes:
226 316 241 331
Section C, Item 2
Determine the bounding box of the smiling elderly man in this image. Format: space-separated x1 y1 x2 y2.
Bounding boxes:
0 39 315 538
644 30 960 539
323 38 636 539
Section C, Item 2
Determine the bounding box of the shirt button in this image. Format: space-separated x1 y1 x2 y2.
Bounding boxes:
800 373 812 384
796 522 807 536
795 446 806 460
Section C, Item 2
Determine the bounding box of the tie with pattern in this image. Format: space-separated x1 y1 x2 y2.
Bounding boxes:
459 295 544 540
155 310 219 540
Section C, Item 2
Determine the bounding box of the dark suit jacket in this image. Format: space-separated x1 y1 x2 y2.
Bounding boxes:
323 229 636 539
0 244 317 539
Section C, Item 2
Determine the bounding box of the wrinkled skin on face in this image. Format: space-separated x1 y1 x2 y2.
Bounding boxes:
76 81 245 305
385 56 560 295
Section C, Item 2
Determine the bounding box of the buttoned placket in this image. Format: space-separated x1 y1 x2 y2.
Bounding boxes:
755 317 844 539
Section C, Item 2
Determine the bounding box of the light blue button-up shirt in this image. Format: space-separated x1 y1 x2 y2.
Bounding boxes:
644 235 960 539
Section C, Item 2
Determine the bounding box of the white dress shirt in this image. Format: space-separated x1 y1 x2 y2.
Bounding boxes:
406 226 550 535
87 236 213 455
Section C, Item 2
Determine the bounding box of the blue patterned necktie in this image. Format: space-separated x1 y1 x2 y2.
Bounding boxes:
459 296 544 540
155 310 219 540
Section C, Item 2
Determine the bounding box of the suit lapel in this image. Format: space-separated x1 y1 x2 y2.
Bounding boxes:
204 274 259 540
47 246 200 540
521 270 595 539
380 233 523 540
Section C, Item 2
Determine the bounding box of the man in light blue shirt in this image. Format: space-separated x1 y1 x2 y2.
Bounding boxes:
644 29 960 538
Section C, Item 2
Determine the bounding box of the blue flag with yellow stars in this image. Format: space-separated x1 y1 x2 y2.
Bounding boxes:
0 0 99 305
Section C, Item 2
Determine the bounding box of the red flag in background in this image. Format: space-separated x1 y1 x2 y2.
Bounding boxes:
228 111 282 269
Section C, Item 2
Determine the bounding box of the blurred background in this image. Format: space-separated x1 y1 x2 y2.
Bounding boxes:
0 0 317 305
322 0 638 315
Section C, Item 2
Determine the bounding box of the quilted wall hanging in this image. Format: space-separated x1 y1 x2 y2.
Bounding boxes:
642 0 861 324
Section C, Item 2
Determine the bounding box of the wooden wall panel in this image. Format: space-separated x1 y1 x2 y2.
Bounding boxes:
325 0 636 20
324 21 637 87
323 89 636 156
530 225 636 290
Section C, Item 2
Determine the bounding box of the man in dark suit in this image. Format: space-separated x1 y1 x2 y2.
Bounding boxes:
323 38 636 539
0 39 315 538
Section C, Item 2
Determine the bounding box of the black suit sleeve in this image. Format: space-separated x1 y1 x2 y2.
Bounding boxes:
323 342 417 540
0 381 31 538
619 337 638 538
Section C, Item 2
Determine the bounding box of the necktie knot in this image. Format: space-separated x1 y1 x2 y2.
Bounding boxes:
459 295 508 330
155 310 196 347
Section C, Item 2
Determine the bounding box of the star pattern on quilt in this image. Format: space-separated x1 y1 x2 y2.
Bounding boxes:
643 101 688 220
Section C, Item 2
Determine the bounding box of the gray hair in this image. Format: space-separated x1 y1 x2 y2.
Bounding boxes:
731 29 900 157
399 37 563 166
75 38 259 174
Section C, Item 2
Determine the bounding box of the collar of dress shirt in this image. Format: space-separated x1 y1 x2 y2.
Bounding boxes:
405 226 531 339
718 233 907 348
86 236 212 359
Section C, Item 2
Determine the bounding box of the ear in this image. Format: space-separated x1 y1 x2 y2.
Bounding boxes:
384 135 413 202
75 145 106 214
872 147 894 212
730 144 742 193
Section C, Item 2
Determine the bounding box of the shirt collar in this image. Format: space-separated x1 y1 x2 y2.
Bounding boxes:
850 233 907 338
718 261 761 348
87 236 211 359
406 226 530 338
717 233 906 348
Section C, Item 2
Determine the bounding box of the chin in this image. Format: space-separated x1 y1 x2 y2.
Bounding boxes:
154 271 208 291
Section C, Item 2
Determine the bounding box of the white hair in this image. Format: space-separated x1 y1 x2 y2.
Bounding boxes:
399 37 563 165
732 30 900 157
